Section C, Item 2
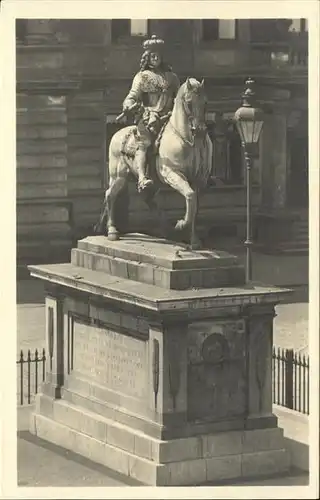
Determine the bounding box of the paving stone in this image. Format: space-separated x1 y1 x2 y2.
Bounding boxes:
241 449 290 478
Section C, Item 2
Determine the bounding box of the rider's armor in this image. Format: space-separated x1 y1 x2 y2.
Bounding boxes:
122 35 180 193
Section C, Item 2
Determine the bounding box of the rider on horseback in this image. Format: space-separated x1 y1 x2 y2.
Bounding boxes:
122 35 180 193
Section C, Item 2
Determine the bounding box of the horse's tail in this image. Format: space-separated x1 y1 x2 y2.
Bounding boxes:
94 196 109 234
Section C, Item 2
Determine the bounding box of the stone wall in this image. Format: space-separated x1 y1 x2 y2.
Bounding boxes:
16 89 107 264
66 90 106 240
16 93 71 264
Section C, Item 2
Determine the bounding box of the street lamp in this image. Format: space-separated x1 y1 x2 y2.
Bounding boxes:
234 78 264 283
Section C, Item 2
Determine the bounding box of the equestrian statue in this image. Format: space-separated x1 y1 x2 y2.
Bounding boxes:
94 35 213 249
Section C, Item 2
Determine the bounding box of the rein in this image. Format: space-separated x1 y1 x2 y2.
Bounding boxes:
169 94 200 147
169 120 195 147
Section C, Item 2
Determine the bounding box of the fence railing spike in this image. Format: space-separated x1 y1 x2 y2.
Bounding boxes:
271 345 309 415
17 347 47 406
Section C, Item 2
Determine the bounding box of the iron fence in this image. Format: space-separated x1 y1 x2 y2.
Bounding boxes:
17 348 46 405
16 346 310 414
272 347 309 415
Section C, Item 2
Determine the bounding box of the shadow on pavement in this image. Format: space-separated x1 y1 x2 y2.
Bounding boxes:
18 431 142 487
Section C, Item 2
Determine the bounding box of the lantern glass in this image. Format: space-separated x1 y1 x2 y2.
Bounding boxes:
244 121 254 143
236 117 264 145
235 121 245 144
252 120 263 143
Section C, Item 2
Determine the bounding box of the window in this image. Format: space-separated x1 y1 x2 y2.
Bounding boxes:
289 19 308 32
250 19 308 42
202 19 238 41
130 19 148 36
250 20 275 42
112 19 149 42
219 20 237 39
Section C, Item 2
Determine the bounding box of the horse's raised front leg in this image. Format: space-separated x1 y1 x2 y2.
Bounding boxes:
158 165 200 248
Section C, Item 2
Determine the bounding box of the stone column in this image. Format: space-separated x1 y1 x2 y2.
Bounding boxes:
192 20 203 45
272 110 288 208
101 20 112 45
260 108 288 209
237 20 251 43
260 113 276 208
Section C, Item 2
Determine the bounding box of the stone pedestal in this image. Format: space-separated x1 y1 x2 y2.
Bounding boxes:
28 234 292 486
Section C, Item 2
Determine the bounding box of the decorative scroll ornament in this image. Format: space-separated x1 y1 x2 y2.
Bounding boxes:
48 306 54 371
168 339 181 410
152 339 160 409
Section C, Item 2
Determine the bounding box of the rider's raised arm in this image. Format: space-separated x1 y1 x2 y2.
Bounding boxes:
123 73 143 110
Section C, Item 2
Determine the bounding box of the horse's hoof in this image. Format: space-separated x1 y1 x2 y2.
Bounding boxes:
175 219 187 231
93 224 103 235
190 241 202 251
107 229 119 241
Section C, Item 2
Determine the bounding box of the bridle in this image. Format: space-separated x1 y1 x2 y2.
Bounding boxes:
170 89 206 147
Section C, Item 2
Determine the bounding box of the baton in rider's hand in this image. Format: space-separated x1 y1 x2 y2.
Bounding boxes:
115 103 140 123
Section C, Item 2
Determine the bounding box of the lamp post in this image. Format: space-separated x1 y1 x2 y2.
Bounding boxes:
234 78 264 283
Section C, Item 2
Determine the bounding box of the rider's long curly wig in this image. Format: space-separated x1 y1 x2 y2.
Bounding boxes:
139 50 172 72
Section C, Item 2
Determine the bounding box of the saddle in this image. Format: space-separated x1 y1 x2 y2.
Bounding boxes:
120 113 171 160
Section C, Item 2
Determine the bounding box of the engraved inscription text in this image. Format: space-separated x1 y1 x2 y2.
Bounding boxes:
73 321 147 399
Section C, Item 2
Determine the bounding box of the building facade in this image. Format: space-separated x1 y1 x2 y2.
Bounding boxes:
16 19 308 266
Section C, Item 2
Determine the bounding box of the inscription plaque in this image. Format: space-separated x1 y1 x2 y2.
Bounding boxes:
73 321 147 399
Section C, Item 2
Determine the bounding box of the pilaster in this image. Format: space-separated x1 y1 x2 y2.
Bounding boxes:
272 110 289 208
44 288 65 398
260 106 289 209
246 305 275 421
148 319 188 425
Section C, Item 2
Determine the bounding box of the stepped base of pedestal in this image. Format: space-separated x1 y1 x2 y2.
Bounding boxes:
30 395 290 486
71 234 245 290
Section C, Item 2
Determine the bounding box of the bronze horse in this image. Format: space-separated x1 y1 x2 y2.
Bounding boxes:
95 78 213 249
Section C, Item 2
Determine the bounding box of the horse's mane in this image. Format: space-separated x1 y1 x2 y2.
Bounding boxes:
176 78 202 100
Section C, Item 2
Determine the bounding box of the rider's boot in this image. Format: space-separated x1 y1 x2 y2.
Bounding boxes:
135 149 154 193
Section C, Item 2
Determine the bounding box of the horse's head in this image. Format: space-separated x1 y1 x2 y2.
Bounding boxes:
182 77 207 136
